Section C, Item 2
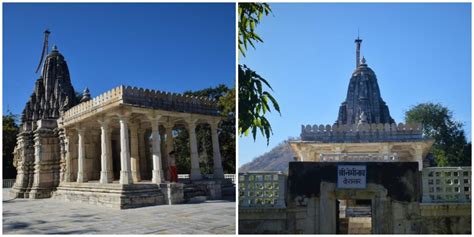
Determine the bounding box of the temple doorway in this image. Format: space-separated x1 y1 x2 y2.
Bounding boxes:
337 199 372 234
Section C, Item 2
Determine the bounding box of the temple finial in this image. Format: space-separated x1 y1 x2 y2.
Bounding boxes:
355 33 362 68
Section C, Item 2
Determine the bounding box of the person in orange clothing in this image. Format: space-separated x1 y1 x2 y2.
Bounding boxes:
168 150 178 182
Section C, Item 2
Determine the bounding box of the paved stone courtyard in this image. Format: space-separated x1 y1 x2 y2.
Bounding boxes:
3 189 235 234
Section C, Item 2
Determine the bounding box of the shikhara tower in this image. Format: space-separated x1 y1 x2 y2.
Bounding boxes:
12 45 79 198
336 37 395 125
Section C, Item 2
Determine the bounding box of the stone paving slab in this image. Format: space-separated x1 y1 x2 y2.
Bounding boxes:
2 189 235 234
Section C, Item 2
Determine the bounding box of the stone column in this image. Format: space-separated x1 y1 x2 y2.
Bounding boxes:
32 133 42 186
210 120 224 179
99 119 111 184
138 127 147 180
150 116 164 183
414 144 423 171
119 116 133 184
188 119 202 180
77 127 87 183
65 133 73 182
319 182 337 234
164 123 174 181
107 129 114 182
130 123 141 182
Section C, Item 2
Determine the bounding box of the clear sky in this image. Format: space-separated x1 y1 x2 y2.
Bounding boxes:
239 3 471 166
3 3 235 115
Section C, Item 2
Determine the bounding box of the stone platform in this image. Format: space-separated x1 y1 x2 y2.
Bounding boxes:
52 182 168 209
3 188 236 234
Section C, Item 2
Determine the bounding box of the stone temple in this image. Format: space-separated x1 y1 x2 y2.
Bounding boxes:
11 41 231 208
239 38 471 234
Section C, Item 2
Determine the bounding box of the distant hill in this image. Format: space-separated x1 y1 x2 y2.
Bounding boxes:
239 140 297 172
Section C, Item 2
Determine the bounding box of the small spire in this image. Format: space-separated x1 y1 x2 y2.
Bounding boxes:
52 45 58 51
361 56 366 65
80 87 91 103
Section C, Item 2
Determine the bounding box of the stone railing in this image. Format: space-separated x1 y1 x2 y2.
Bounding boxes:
177 173 235 184
422 167 471 203
121 86 219 116
239 171 286 208
3 179 16 188
301 122 424 142
64 85 124 120
63 85 220 122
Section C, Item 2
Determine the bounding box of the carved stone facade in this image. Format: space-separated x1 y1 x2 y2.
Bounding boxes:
11 46 229 208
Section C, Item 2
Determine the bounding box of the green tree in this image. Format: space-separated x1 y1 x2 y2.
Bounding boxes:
3 112 19 178
405 102 470 166
173 85 236 174
238 3 280 144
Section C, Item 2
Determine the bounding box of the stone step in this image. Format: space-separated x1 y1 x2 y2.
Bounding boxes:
52 182 165 209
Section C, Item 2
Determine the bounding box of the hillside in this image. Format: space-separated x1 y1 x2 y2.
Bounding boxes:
239 140 296 172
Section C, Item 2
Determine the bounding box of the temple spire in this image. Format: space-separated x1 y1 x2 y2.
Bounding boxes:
355 35 362 68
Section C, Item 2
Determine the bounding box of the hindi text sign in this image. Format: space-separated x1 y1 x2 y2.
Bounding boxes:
337 165 367 189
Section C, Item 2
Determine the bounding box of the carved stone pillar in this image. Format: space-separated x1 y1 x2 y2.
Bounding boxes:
107 129 114 182
210 120 224 179
77 127 87 183
64 132 73 182
130 123 141 182
32 132 42 187
163 123 174 181
99 119 111 184
150 116 164 183
138 127 148 180
119 116 133 184
187 119 202 180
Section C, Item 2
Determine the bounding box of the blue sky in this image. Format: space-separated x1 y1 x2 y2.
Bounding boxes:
3 3 235 115
240 3 471 165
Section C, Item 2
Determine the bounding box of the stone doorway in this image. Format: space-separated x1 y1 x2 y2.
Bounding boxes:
337 199 372 234
319 181 390 234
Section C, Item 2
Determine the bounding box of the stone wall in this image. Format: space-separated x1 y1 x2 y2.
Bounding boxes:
419 203 471 234
239 162 471 234
239 208 288 234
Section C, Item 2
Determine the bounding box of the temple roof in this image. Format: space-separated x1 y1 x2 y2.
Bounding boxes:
21 45 78 127
61 85 222 125
335 41 395 125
